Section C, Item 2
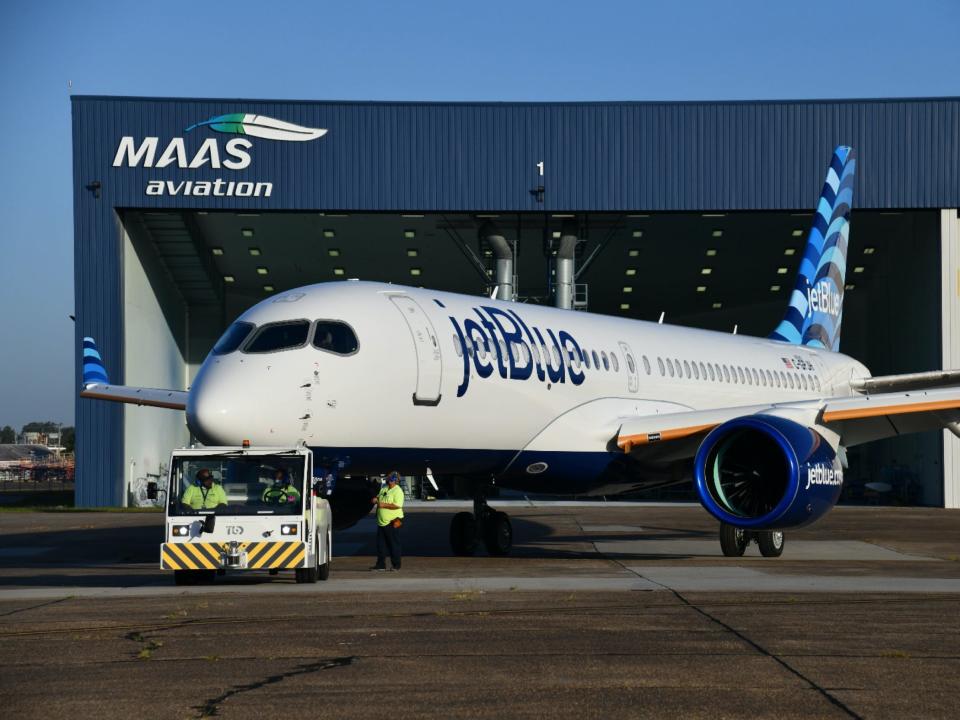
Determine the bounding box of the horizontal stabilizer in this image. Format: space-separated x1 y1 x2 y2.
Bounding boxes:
79 337 187 410
850 369 960 394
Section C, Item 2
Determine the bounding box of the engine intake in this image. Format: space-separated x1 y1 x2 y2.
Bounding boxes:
694 415 843 530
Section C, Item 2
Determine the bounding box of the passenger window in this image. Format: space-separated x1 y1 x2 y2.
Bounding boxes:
787 374 795 389
692 362 699 380
611 353 620 372
583 349 590 369
722 365 730 383
601 351 610 371
245 320 311 354
657 357 665 376
699 362 707 380
643 355 651 375
802 375 809 391
213 321 255 355
737 367 745 384
592 350 600 368
752 368 759 385
815 376 821 391
766 369 773 386
683 360 691 378
312 321 359 355
667 359 675 378
454 335 463 358
708 364 716 381
627 354 636 374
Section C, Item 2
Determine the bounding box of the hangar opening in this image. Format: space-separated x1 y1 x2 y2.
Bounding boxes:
118 207 943 506
72 96 960 508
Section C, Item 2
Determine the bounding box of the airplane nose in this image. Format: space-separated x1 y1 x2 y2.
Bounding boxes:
186 362 240 445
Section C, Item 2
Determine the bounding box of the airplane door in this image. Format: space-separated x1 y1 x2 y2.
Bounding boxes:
618 341 640 393
389 295 443 406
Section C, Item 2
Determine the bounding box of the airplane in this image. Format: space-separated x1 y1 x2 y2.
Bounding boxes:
80 146 960 558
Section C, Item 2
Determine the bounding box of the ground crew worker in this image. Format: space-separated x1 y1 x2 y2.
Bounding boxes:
370 471 404 571
261 468 301 505
180 468 227 510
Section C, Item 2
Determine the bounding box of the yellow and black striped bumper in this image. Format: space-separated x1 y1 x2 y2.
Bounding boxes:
161 541 307 571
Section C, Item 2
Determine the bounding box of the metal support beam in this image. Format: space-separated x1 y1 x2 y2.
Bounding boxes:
480 221 514 301
555 219 578 309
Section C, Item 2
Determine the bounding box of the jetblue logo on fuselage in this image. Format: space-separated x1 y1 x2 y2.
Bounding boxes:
448 306 585 397
806 280 842 319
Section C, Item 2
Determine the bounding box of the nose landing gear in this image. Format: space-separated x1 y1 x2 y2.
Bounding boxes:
719 522 785 558
449 489 513 556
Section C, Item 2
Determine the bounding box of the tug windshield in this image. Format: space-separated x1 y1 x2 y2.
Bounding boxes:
169 454 306 516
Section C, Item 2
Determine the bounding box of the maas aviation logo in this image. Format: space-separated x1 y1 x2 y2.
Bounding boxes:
185 114 328 142
112 113 328 198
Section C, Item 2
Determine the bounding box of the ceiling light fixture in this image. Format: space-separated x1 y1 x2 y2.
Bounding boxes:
863 247 876 255
241 228 254 238
625 268 637 276
632 230 643 238
256 267 268 275
622 286 633 293
792 229 804 237
853 266 865 273
696 286 706 293
628 249 640 257
407 249 418 257
333 268 345 276
323 229 335 239
845 284 855 290
403 230 416 239
223 275 235 283
410 268 422 276
770 284 781 292
328 249 340 257
700 267 712 275
711 230 723 238
712 302 723 309
263 285 274 292
784 248 796 256
620 303 630 310
211 247 224 256
248 247 261 256
776 267 789 274
706 248 717 257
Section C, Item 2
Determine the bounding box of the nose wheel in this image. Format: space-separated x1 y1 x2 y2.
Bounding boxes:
449 489 513 556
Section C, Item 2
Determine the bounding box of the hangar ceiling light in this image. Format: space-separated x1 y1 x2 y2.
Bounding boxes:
256 267 269 275
705 248 717 256
620 303 630 310
845 284 855 290
402 214 424 218
625 268 636 276
696 286 706 293
551 231 561 239
712 302 723 309
241 228 254 238
770 284 781 292
333 268 345 276
702 213 726 218
864 247 876 254
223 275 235 283
628 249 639 257
711 230 723 237
211 247 224 256
632 230 644 238
776 267 788 274
323 229 335 238
328 249 340 257
784 248 796 256
700 267 712 275
622 286 633 293
407 249 419 258
792 229 804 237
403 230 416 239
249 247 261 256
410 268 422 276
853 266 865 273
263 285 274 292
483 249 493 257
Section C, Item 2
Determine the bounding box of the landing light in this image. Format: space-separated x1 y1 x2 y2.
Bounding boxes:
281 524 298 536
172 526 190 537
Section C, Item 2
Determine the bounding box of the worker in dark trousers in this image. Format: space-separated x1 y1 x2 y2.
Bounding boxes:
370 471 404 571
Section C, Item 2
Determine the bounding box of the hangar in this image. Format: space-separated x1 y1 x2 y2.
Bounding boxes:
71 95 960 507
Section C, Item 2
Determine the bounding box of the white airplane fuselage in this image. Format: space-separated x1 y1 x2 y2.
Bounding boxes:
187 280 869 495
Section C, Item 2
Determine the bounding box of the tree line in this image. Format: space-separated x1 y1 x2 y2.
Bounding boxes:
0 422 75 452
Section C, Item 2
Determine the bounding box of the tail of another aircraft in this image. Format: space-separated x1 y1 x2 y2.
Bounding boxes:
82 337 110 385
769 146 855 352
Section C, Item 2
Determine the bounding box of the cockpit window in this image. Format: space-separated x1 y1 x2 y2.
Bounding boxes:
313 321 359 355
212 322 255 356
243 320 311 354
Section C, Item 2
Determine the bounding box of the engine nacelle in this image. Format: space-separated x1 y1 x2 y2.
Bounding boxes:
694 415 843 530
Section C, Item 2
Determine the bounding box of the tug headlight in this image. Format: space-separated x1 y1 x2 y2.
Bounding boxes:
280 524 298 536
172 525 190 537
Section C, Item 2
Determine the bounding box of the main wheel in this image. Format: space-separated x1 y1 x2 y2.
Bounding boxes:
719 523 748 557
483 511 513 556
449 511 477 556
757 530 785 558
295 538 321 584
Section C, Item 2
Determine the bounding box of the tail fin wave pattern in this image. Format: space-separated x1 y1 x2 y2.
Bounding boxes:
770 146 856 352
82 337 109 385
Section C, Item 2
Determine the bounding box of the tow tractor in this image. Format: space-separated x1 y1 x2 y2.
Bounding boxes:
152 444 332 585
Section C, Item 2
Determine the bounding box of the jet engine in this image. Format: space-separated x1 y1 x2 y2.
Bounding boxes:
693 415 844 530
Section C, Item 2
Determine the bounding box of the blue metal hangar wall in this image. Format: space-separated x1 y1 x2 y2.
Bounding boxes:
72 95 960 507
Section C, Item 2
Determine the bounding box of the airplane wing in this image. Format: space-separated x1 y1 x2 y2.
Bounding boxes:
79 337 188 410
616 386 960 455
849 369 960 394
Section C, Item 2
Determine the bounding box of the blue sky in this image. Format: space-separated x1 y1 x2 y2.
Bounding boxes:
0 0 958 430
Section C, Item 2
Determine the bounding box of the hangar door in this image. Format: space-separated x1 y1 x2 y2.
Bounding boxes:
389 295 443 406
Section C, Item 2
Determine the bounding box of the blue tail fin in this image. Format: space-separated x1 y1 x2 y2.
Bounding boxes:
82 337 110 385
770 146 856 351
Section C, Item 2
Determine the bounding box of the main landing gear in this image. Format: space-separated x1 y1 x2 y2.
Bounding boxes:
719 522 785 558
449 490 513 556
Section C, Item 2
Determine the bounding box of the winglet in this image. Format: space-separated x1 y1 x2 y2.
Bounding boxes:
82 337 109 386
770 146 856 352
